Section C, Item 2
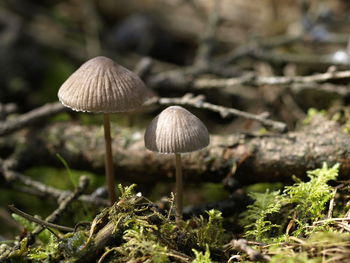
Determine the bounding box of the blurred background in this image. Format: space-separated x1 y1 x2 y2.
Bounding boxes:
1 0 350 239
1 0 349 111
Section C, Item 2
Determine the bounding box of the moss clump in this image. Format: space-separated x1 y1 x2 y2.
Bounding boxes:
192 246 213 263
243 163 339 242
267 231 350 263
5 164 350 263
240 163 350 263
189 209 225 250
5 184 227 262
242 190 284 241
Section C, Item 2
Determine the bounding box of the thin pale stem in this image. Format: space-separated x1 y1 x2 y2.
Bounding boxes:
103 113 116 205
175 153 183 221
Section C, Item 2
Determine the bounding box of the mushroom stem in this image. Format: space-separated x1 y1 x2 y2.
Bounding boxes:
103 113 116 205
175 153 183 221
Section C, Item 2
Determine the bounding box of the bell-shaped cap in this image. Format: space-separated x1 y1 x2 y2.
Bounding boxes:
144 106 209 153
58 56 148 112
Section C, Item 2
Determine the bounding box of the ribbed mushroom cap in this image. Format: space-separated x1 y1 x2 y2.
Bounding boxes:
144 106 210 153
58 56 148 112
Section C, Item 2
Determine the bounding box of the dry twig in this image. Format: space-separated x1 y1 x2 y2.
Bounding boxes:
0 102 67 136
225 238 271 262
32 175 90 235
2 176 90 262
0 93 287 136
8 205 75 233
150 93 287 132
251 49 350 67
194 68 350 91
1 166 109 206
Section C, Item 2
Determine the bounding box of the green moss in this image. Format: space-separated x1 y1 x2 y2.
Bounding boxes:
267 231 350 263
117 226 171 263
269 252 320 263
27 234 60 262
283 163 339 235
192 245 213 263
242 190 284 241
5 164 350 263
190 209 226 249
242 163 339 242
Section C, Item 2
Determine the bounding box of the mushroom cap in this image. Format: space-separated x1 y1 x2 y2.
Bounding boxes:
58 56 148 112
144 106 210 153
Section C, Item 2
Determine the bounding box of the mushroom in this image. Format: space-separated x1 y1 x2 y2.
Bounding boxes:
58 56 148 205
144 106 210 220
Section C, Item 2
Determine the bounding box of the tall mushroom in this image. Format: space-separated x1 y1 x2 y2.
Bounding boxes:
144 106 210 221
58 56 148 205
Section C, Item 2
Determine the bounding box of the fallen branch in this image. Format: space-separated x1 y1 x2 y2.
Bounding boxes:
251 49 350 67
1 115 349 186
194 68 350 91
150 93 287 132
0 93 287 136
220 33 349 66
0 102 67 136
1 167 109 206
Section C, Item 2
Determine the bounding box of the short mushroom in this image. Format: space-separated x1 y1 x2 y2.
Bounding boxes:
58 56 148 205
144 106 209 220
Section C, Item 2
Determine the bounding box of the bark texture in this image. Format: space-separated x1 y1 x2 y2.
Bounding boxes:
1 115 349 185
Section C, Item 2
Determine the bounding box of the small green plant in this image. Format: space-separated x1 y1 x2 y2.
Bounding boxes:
56 153 77 188
243 190 284 241
191 209 226 249
284 163 339 235
192 245 213 263
12 214 58 245
27 234 60 261
117 183 137 200
243 163 339 241
12 214 37 232
117 226 170 263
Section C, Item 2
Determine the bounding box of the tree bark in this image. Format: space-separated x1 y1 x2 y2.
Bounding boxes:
1 115 349 186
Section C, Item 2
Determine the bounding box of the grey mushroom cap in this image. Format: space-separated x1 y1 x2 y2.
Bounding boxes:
58 56 148 113
144 106 210 154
